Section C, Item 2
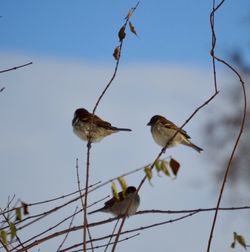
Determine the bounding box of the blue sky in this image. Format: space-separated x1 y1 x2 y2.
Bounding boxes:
1 0 249 65
1 1 249 252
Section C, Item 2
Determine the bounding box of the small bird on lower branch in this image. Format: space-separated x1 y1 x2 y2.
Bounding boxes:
88 186 140 217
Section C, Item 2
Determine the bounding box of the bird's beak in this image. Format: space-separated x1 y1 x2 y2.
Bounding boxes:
147 121 151 126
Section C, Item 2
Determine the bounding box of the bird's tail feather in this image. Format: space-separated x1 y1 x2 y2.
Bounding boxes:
116 128 132 132
183 141 203 153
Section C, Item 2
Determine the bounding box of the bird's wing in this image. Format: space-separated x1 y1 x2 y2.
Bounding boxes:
95 117 113 128
78 112 112 128
163 119 191 139
104 191 125 208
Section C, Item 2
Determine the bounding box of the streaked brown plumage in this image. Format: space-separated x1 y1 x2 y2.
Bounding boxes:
147 115 203 153
72 108 131 142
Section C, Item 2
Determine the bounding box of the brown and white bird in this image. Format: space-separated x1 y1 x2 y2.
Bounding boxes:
72 108 132 143
147 115 203 153
88 186 140 216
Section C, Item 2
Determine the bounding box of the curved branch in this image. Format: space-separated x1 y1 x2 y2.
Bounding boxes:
206 1 247 251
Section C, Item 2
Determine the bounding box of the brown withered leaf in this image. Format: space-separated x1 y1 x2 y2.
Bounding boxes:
21 201 29 215
113 46 120 60
233 232 247 249
118 26 126 41
129 21 138 36
170 158 180 176
125 9 133 20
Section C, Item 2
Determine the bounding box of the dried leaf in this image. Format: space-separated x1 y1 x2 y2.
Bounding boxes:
9 222 16 241
235 233 247 249
144 166 153 183
111 182 119 201
118 26 126 41
15 207 22 221
170 158 180 176
125 9 133 20
113 46 120 60
129 21 138 36
161 160 170 176
21 201 29 215
0 230 7 246
118 176 128 197
231 232 247 249
154 160 161 172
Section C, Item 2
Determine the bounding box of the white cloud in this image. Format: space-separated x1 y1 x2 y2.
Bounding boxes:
0 52 240 252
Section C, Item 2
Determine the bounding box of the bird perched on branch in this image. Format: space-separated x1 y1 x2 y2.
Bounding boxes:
88 186 140 216
147 115 203 153
72 108 132 143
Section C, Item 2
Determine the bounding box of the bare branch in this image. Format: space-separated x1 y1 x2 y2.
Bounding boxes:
112 91 219 250
104 219 120 252
58 233 140 252
206 1 247 251
92 1 140 115
56 207 78 252
11 205 250 251
0 62 33 74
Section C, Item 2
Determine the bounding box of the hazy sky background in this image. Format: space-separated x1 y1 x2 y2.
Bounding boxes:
1 1 249 251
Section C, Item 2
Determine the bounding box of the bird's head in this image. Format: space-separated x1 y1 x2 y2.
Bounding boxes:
147 115 165 126
125 186 137 195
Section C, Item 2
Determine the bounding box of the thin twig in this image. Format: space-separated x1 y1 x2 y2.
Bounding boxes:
112 90 219 251
111 0 224 248
76 158 84 217
13 205 250 252
3 182 101 232
2 155 155 219
135 206 250 215
0 206 25 250
12 209 83 251
0 62 33 74
0 182 101 218
206 0 247 251
82 3 140 252
56 207 78 252
92 1 140 115
64 211 198 252
0 239 10 252
83 141 92 252
206 54 247 250
104 218 120 252
59 233 140 252
11 196 109 251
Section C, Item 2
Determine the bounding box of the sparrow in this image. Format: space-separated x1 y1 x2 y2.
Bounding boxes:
88 186 140 216
72 108 132 143
147 115 203 153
